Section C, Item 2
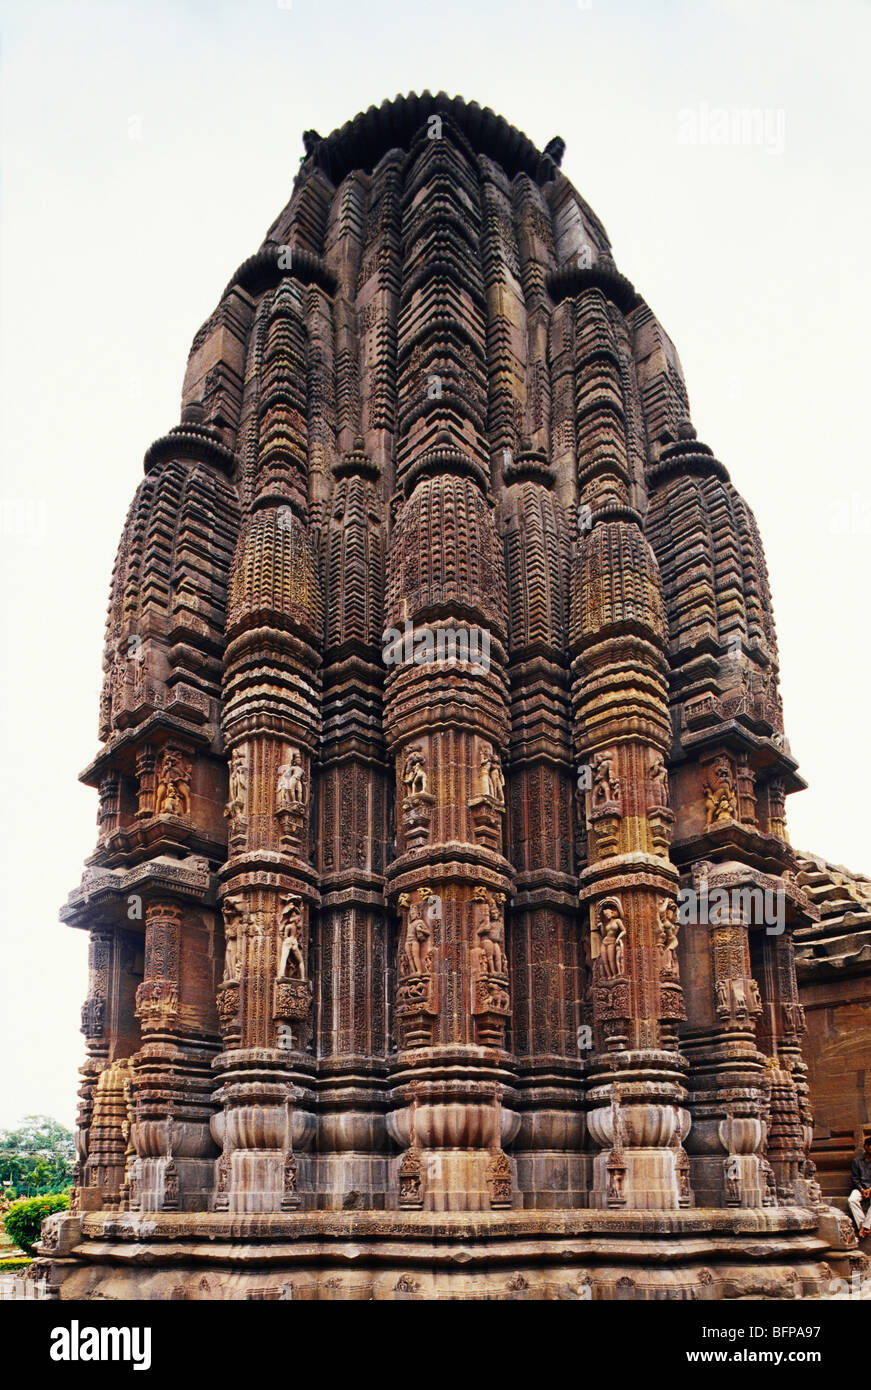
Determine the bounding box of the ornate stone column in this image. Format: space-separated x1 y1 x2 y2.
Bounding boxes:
383 447 518 1211
567 278 690 1210
211 286 323 1210
312 448 392 1208
500 451 585 1207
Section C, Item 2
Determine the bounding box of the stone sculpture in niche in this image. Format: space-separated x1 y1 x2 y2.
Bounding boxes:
479 746 505 805
222 897 243 983
273 896 313 1024
648 755 669 808
154 746 191 816
474 886 507 974
225 748 247 825
396 889 440 1045
597 898 626 979
724 1155 742 1206
278 895 306 981
277 749 306 808
657 897 680 976
400 746 435 848
398 1119 424 1209
275 747 307 851
592 750 620 807
607 1148 627 1206
704 757 737 827
402 746 428 798
470 888 510 1043
400 887 436 976
281 1150 299 1211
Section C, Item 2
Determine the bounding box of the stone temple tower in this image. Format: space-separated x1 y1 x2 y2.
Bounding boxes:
46 93 861 1299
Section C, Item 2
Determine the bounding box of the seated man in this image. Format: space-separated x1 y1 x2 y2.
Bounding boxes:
848 1136 871 1237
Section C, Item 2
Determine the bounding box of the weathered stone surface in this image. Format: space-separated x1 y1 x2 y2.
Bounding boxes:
795 852 871 1197
55 91 863 1299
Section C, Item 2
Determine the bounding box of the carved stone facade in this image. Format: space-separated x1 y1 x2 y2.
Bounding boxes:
51 93 862 1299
794 853 871 1198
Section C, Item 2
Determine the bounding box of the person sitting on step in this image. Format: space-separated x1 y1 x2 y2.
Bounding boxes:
848 1135 871 1237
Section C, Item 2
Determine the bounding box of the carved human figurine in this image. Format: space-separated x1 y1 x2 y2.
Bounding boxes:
278 895 306 981
222 898 242 983
155 747 191 816
480 747 505 805
225 748 247 822
475 888 507 975
489 753 505 805
400 886 436 976
747 978 763 1015
724 1155 742 1205
760 1156 777 1206
715 979 729 1016
801 1158 823 1207
592 750 620 806
657 897 680 974
283 1150 298 1197
398 1145 422 1205
105 650 127 728
607 1151 626 1204
215 1150 231 1205
480 752 495 799
277 749 306 809
648 755 669 808
675 1147 691 1203
598 898 626 979
402 747 428 798
704 758 736 826
731 979 748 1021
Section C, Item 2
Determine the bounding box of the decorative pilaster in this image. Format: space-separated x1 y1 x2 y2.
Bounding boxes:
569 282 690 1210
211 294 324 1209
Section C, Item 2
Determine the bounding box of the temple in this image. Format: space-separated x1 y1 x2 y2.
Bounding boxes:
40 93 868 1299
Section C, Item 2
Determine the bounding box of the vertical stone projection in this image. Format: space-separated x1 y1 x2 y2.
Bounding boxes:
564 273 688 1210
56 93 847 1297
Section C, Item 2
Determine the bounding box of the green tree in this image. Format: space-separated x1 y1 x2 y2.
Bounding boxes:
0 1116 75 1195
3 1194 70 1256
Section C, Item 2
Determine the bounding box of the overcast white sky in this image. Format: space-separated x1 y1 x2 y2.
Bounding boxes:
0 0 868 1130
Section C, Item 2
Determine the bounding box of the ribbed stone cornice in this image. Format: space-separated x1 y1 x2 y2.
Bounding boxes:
301 91 561 189
143 424 236 475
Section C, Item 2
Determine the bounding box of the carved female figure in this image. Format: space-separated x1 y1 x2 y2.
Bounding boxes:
480 747 505 804
225 748 247 822
277 749 306 808
403 896 428 975
400 886 437 975
222 902 241 984
278 895 306 980
599 898 626 978
704 758 736 826
592 750 620 807
223 923 239 984
474 889 507 975
648 755 669 808
155 747 191 816
724 1155 742 1205
657 897 680 974
402 747 428 798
